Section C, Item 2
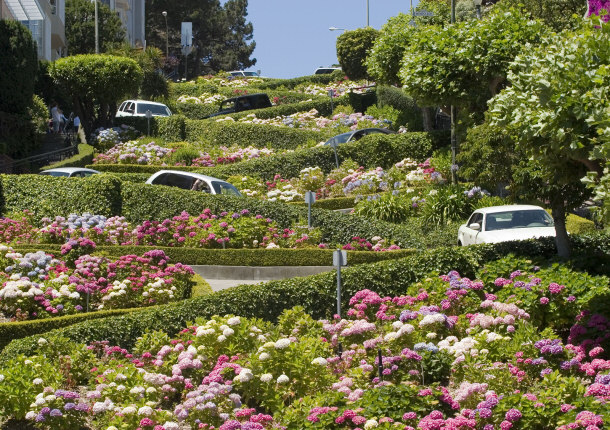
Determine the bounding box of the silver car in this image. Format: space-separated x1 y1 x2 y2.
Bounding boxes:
145 170 242 196
40 167 100 178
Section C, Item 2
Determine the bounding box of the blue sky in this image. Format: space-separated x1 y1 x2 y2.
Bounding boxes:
238 0 418 79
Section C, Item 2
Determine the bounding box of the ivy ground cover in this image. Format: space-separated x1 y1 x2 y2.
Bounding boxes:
0 257 608 429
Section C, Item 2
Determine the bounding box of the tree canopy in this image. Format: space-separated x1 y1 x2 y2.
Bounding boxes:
398 8 548 111
487 17 610 256
65 0 126 54
145 0 256 76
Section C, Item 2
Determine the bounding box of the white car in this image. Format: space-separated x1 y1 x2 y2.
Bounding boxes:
116 100 172 118
145 170 242 196
227 70 261 78
40 167 100 178
457 205 556 246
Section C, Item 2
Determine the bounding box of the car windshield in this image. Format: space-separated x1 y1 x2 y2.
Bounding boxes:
136 103 170 116
485 210 554 231
243 71 259 77
211 181 241 196
40 171 69 177
324 131 354 146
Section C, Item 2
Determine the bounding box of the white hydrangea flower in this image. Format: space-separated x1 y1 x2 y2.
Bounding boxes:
274 338 291 349
365 419 379 429
32 378 43 385
25 411 37 420
227 316 241 326
427 332 437 339
122 406 137 414
138 406 153 416
223 328 235 337
259 352 270 361
276 374 289 384
260 373 273 383
311 357 327 366
37 338 47 346
384 332 399 342
217 335 227 342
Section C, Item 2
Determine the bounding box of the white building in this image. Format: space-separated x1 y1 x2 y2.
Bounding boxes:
0 0 66 61
98 0 145 48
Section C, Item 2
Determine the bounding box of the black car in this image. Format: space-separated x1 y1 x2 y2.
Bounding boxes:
323 128 396 146
206 93 272 118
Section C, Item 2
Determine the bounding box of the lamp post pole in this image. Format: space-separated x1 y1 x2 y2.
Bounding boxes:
94 0 99 54
366 0 369 26
162 11 168 58
450 0 457 184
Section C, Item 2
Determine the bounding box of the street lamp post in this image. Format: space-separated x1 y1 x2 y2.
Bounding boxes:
328 27 346 32
162 11 168 58
450 0 457 184
366 0 369 26
473 0 482 19
94 0 99 54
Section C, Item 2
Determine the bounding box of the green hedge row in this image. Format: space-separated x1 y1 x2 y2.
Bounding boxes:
4 233 609 361
40 144 95 171
0 170 454 249
291 196 356 211
88 131 435 180
11 244 415 266
0 174 122 219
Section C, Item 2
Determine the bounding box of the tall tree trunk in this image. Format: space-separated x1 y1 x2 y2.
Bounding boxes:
551 199 571 259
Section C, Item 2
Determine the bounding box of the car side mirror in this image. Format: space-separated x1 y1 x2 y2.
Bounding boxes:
470 223 481 231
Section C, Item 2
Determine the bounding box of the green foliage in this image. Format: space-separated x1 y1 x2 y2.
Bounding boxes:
399 8 549 110
109 45 168 100
336 27 380 80
50 54 143 135
0 174 122 221
375 85 423 131
489 18 609 240
421 185 476 226
28 94 49 135
565 213 596 235
353 192 416 223
169 145 201 166
65 0 126 54
502 0 586 31
458 120 517 191
366 14 416 85
40 144 95 170
191 273 214 297
177 102 219 119
0 20 38 114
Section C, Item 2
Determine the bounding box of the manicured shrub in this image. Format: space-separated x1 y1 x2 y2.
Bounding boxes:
376 85 423 131
50 54 142 136
0 174 122 221
336 27 380 80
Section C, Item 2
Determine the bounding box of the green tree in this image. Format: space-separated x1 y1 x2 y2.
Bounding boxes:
65 0 125 54
336 27 379 81
398 8 548 112
145 0 256 76
50 55 142 136
501 0 586 31
0 20 38 114
109 45 168 99
488 17 610 257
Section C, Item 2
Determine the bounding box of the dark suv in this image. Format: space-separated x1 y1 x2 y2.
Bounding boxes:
206 93 272 118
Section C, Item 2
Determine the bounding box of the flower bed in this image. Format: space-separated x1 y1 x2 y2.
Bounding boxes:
0 210 403 252
0 246 194 320
0 259 608 428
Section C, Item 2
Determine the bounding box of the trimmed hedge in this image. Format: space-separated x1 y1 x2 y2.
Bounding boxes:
0 174 122 220
88 131 435 179
292 196 356 211
11 244 415 267
376 86 423 132
183 120 329 149
40 144 95 171
3 233 609 361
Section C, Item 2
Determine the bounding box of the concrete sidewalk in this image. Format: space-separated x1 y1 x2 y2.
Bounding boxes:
191 265 335 292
